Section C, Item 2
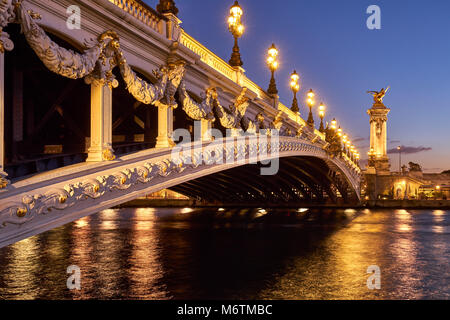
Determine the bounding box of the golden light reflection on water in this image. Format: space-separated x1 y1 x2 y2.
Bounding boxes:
127 208 168 299
99 209 119 230
432 225 445 234
1 208 449 299
432 210 445 223
2 237 40 299
396 224 412 232
395 209 411 220
258 210 390 299
69 215 94 299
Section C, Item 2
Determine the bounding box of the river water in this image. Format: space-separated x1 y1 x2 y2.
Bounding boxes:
0 207 449 299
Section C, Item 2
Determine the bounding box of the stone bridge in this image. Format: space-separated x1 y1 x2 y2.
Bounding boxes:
0 0 361 247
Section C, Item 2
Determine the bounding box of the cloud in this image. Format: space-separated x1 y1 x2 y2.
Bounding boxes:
387 145 432 154
389 140 401 144
353 137 366 143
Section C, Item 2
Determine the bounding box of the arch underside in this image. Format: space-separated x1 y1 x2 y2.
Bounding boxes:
170 156 359 204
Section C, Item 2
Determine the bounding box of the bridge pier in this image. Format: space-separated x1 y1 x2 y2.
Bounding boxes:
86 82 115 161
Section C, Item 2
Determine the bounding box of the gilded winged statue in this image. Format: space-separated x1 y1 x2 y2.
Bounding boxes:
367 86 389 104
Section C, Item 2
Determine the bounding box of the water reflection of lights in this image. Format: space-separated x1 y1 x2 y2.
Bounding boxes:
6 237 40 299
397 224 412 232
218 208 225 212
128 208 167 298
297 208 308 213
432 225 445 234
432 210 445 223
255 208 268 218
74 216 90 228
134 208 156 230
180 207 194 214
99 209 119 230
395 209 411 221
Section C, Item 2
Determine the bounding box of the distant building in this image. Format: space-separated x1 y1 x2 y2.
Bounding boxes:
363 97 448 200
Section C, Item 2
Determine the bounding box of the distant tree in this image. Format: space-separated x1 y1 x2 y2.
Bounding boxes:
441 170 450 174
408 162 422 172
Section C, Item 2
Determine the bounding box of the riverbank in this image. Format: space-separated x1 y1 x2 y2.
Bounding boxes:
364 199 450 209
119 198 450 209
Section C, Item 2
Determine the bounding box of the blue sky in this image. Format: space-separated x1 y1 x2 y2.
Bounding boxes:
145 0 450 172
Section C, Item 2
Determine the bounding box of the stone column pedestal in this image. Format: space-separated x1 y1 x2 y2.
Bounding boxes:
155 102 175 148
87 82 115 162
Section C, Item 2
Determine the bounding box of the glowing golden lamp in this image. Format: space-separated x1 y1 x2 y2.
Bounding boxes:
230 1 243 17
268 43 278 58
436 185 441 190
228 1 244 37
236 24 244 35
342 134 347 142
267 44 279 71
306 89 315 106
290 70 300 92
318 103 325 117
337 127 342 136
346 140 351 147
330 118 337 130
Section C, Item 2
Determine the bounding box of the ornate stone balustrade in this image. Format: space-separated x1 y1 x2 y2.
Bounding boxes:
179 30 235 80
108 0 165 34
241 76 272 101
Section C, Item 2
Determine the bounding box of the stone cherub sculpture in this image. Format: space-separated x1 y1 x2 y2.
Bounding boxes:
367 86 389 104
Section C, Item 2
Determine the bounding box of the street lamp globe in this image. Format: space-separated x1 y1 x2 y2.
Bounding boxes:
306 89 315 127
318 102 325 132
228 1 244 67
267 43 279 95
290 70 300 113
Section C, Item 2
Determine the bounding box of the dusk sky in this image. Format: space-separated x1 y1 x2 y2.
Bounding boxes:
146 0 450 172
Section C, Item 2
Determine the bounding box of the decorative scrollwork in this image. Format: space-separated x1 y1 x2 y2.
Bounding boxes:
0 136 360 230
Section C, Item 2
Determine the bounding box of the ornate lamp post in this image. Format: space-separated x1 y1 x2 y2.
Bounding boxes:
350 145 356 162
342 134 348 153
228 1 244 67
306 89 315 127
330 118 337 131
290 70 300 113
346 140 351 157
318 102 325 132
397 145 402 175
267 43 279 95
